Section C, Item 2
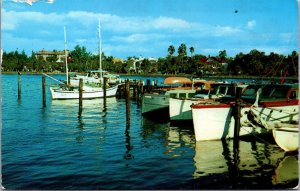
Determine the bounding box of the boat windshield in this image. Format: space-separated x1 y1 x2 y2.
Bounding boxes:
261 86 291 99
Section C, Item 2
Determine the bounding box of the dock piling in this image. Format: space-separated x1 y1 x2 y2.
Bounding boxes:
146 79 151 93
234 86 242 143
103 77 107 110
42 75 46 107
79 78 83 114
125 79 130 127
133 80 137 101
18 72 21 99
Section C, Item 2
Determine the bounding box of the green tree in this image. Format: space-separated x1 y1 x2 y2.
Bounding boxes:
249 49 265 75
178 43 187 73
189 46 195 57
218 50 227 63
168 45 175 56
69 45 91 72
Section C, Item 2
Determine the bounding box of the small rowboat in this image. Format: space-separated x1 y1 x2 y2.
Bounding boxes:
272 123 299 152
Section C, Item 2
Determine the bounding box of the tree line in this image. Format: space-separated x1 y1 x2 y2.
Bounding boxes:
1 44 298 78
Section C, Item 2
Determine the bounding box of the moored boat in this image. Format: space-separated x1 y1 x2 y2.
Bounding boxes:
272 122 298 152
141 77 201 118
169 83 242 121
191 84 298 141
70 70 121 86
49 84 118 100
48 19 119 100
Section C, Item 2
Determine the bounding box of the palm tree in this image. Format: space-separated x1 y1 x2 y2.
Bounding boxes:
168 45 175 56
218 50 227 63
178 43 187 73
189 46 195 57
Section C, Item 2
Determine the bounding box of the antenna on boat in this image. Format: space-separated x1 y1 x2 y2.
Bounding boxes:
98 17 103 79
64 26 68 86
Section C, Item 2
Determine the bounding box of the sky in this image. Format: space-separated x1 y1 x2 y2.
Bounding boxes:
1 0 299 59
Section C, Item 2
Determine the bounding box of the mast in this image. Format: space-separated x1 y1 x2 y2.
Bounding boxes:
64 26 68 85
98 18 102 79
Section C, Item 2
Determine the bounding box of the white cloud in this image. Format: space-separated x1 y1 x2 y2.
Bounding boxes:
2 9 64 30
3 9 243 38
12 0 54 6
111 34 150 43
246 20 256 29
280 33 294 43
152 16 191 31
4 9 295 58
211 25 242 37
111 33 165 43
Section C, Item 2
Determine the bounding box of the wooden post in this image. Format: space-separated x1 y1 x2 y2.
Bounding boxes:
68 76 70 86
154 80 158 87
146 79 150 93
118 84 122 98
140 80 144 94
133 80 137 101
42 75 46 107
103 77 107 110
125 79 130 127
234 86 242 139
18 72 21 99
137 80 142 103
79 78 83 114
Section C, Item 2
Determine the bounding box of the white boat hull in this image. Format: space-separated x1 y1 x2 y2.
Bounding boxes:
169 98 195 121
142 89 197 115
272 126 299 152
192 103 298 141
169 98 209 121
169 84 237 121
50 85 118 100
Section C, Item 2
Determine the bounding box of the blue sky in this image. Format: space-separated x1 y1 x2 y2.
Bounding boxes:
2 0 299 59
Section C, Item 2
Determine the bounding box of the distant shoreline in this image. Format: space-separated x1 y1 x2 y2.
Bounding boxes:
1 71 298 81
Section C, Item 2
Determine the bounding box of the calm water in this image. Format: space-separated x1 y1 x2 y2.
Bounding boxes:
2 74 298 190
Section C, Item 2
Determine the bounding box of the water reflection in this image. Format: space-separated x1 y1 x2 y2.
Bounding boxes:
124 126 134 160
141 116 169 140
165 126 195 158
272 155 298 185
76 115 84 143
193 141 228 178
141 116 195 158
193 138 295 188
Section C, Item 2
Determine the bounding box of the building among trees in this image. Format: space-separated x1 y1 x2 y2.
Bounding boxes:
35 49 69 63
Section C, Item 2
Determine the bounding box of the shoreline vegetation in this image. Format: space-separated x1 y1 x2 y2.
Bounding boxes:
2 71 298 81
1 45 298 81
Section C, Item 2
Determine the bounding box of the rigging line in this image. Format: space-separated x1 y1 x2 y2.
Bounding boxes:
248 109 298 122
291 54 297 75
260 56 286 85
251 106 298 115
240 126 273 145
42 73 65 85
258 55 284 78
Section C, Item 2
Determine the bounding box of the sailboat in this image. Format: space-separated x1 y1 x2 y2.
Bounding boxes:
49 19 118 100
68 18 121 87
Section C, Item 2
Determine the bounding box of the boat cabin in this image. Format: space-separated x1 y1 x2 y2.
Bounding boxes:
241 84 298 104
